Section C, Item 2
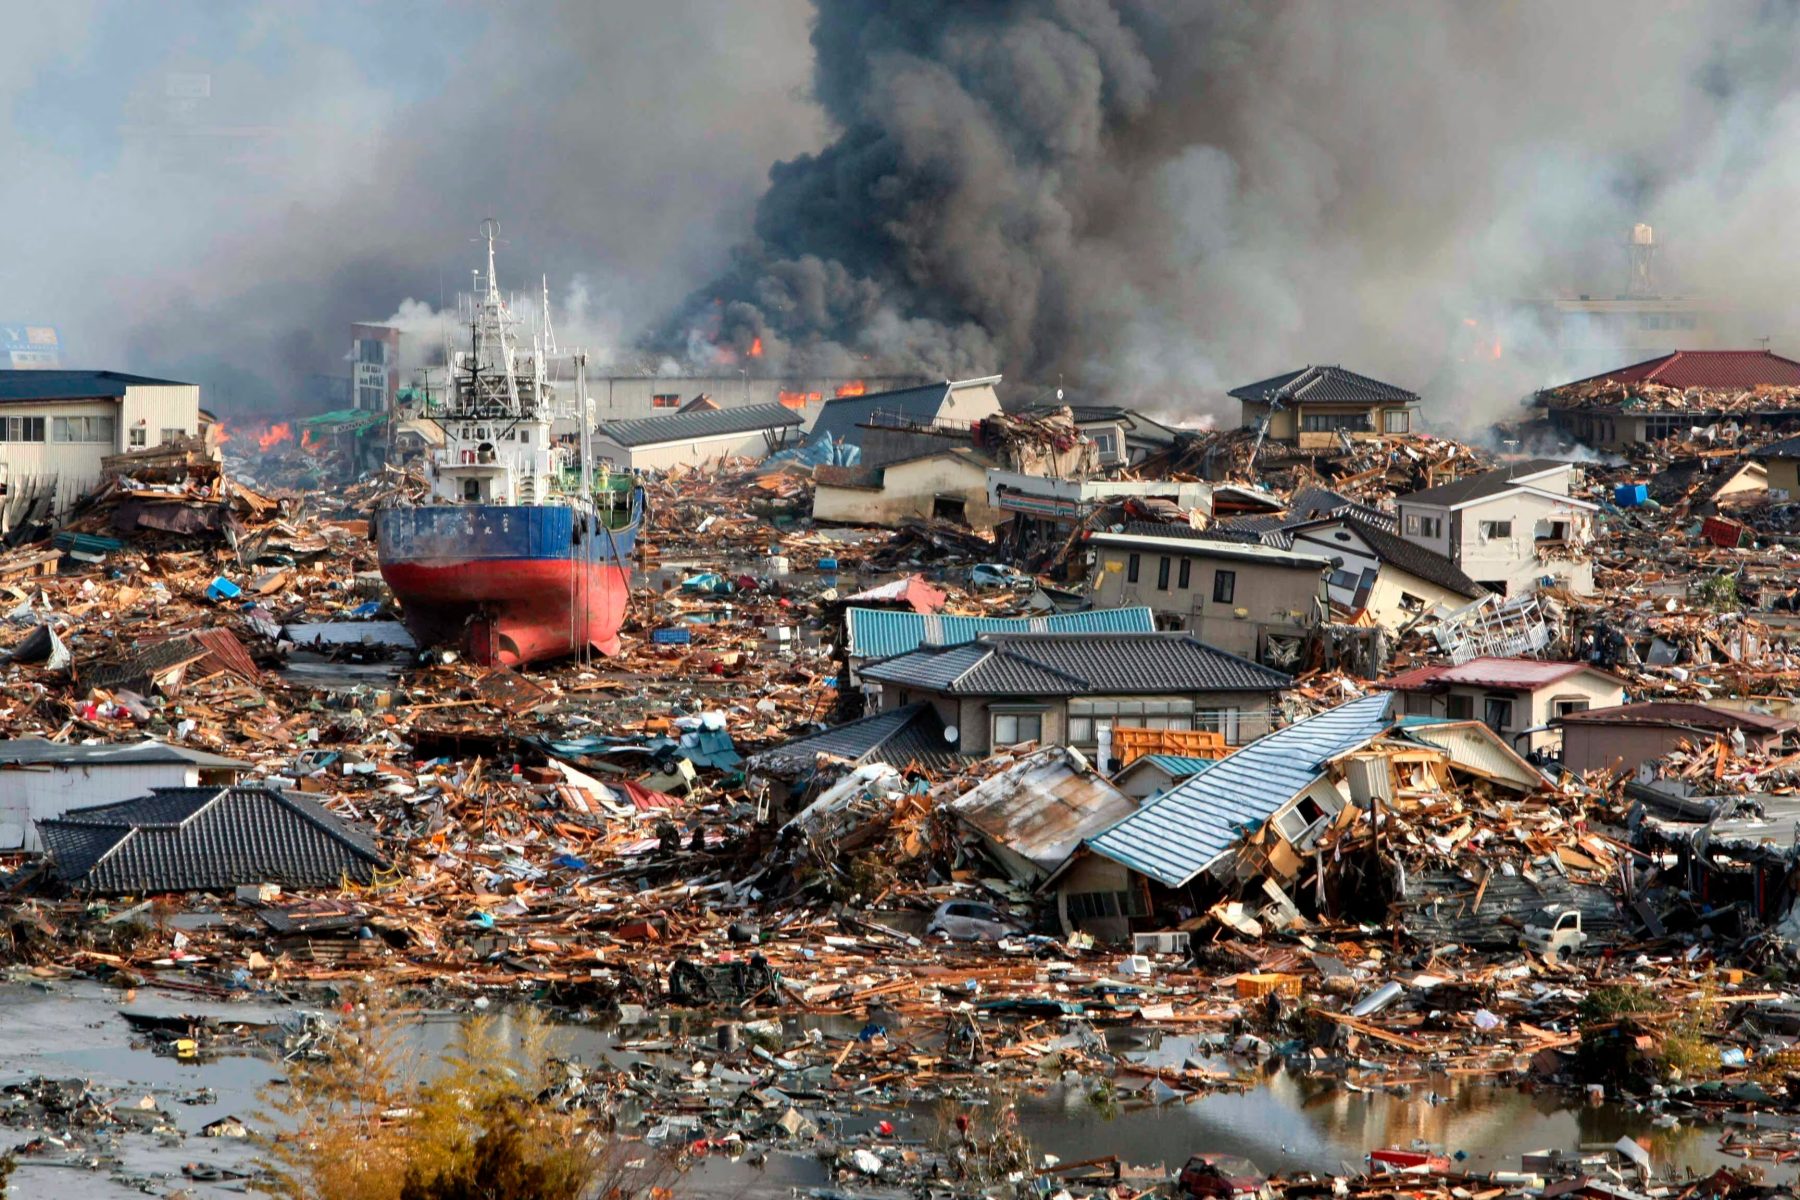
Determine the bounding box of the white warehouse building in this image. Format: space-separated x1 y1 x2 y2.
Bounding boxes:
0 370 204 511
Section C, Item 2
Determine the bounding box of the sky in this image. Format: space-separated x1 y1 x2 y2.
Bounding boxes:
8 2 1800 430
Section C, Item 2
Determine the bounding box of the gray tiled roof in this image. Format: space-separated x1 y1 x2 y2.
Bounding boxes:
39 785 387 895
0 738 246 770
1397 459 1568 507
1228 366 1419 407
860 632 1291 697
748 702 970 777
596 403 801 448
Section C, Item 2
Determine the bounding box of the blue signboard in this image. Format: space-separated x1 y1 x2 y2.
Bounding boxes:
1 325 60 369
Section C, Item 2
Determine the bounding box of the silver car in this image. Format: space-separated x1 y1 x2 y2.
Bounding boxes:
926 900 1022 942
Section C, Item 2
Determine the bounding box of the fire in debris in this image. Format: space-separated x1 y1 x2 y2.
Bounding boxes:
300 429 323 452
258 422 294 450
834 381 866 397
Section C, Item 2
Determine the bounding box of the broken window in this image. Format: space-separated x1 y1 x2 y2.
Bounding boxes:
1398 592 1425 613
1067 890 1145 920
1212 569 1236 604
992 711 1042 746
1535 519 1568 542
159 427 186 444
1479 520 1513 541
1483 696 1514 733
1554 697 1589 718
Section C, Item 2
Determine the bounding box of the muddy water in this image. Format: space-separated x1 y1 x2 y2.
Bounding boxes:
0 978 1782 1199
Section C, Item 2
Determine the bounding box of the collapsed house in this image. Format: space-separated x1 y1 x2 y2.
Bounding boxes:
1041 694 1547 942
944 745 1137 887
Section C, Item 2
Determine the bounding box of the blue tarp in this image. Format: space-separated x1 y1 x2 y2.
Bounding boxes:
764 433 862 469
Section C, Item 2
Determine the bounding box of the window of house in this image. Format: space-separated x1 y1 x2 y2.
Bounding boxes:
0 416 45 442
992 711 1043 746
1069 698 1194 745
53 415 115 443
1445 694 1474 720
1093 432 1117 459
1212 569 1236 604
1536 519 1568 542
1418 516 1442 539
1066 890 1146 921
1274 795 1330 841
1554 698 1590 718
1178 558 1192 589
129 427 147 447
1398 592 1425 613
1483 696 1514 733
1404 514 1419 534
1301 411 1374 432
1194 708 1242 742
1479 520 1513 541
1384 409 1410 433
1156 556 1171 591
1127 553 1140 584
159 427 186 444
651 393 681 408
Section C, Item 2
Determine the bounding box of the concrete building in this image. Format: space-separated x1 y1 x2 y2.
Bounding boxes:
0 370 202 511
0 738 248 851
1381 657 1627 754
812 446 1003 530
591 403 802 471
859 630 1292 757
1555 702 1794 775
1084 526 1328 668
1394 460 1596 597
1230 365 1419 444
350 323 400 413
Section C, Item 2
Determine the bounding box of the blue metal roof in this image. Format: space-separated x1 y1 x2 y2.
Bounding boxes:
0 369 190 402
1084 693 1396 888
845 605 1155 661
1136 755 1219 778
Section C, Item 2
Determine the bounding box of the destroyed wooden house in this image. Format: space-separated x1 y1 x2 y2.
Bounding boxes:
1109 753 1216 800
1041 694 1547 941
37 784 388 895
1394 459 1596 597
746 701 971 813
1540 349 1800 450
0 738 249 851
805 375 1004 461
1631 783 1800 939
813 445 1003 531
1000 400 1182 469
858 629 1292 759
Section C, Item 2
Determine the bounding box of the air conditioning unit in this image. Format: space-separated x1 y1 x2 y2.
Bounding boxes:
1133 931 1191 955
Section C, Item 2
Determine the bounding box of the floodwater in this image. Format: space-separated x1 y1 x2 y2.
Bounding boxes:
0 977 1782 1199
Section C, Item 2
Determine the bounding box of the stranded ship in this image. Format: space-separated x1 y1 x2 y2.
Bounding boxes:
376 222 642 666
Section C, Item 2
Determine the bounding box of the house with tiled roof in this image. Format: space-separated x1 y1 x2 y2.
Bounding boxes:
1378 656 1626 753
1539 350 1800 450
1229 365 1419 445
858 630 1292 757
1284 514 1487 629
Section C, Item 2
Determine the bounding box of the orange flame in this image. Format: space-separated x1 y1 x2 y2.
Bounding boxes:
300 428 323 452
258 422 293 450
778 390 822 409
749 336 764 358
213 424 232 446
834 380 866 397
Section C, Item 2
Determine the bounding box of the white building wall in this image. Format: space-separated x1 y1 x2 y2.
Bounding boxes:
0 383 199 512
593 427 794 471
0 762 200 851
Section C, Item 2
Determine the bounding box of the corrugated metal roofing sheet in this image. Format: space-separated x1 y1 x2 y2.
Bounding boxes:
596 403 801 448
0 370 190 402
1384 656 1618 691
950 747 1137 879
1084 693 1395 888
845 605 1155 660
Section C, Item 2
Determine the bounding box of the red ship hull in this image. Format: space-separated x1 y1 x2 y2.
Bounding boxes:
380 557 631 666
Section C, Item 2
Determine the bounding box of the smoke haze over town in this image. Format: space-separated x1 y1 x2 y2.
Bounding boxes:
9 1 1800 427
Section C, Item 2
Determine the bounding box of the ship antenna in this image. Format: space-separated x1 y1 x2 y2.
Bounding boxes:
542 275 558 357
479 218 502 303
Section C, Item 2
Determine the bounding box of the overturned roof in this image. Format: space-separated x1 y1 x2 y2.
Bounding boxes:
595 403 802 448
809 375 1000 450
844 605 1154 661
860 631 1292 697
1290 515 1487 600
0 738 246 770
1554 701 1795 734
1086 528 1332 571
39 784 387 895
1228 366 1419 408
1080 693 1397 888
950 746 1138 881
